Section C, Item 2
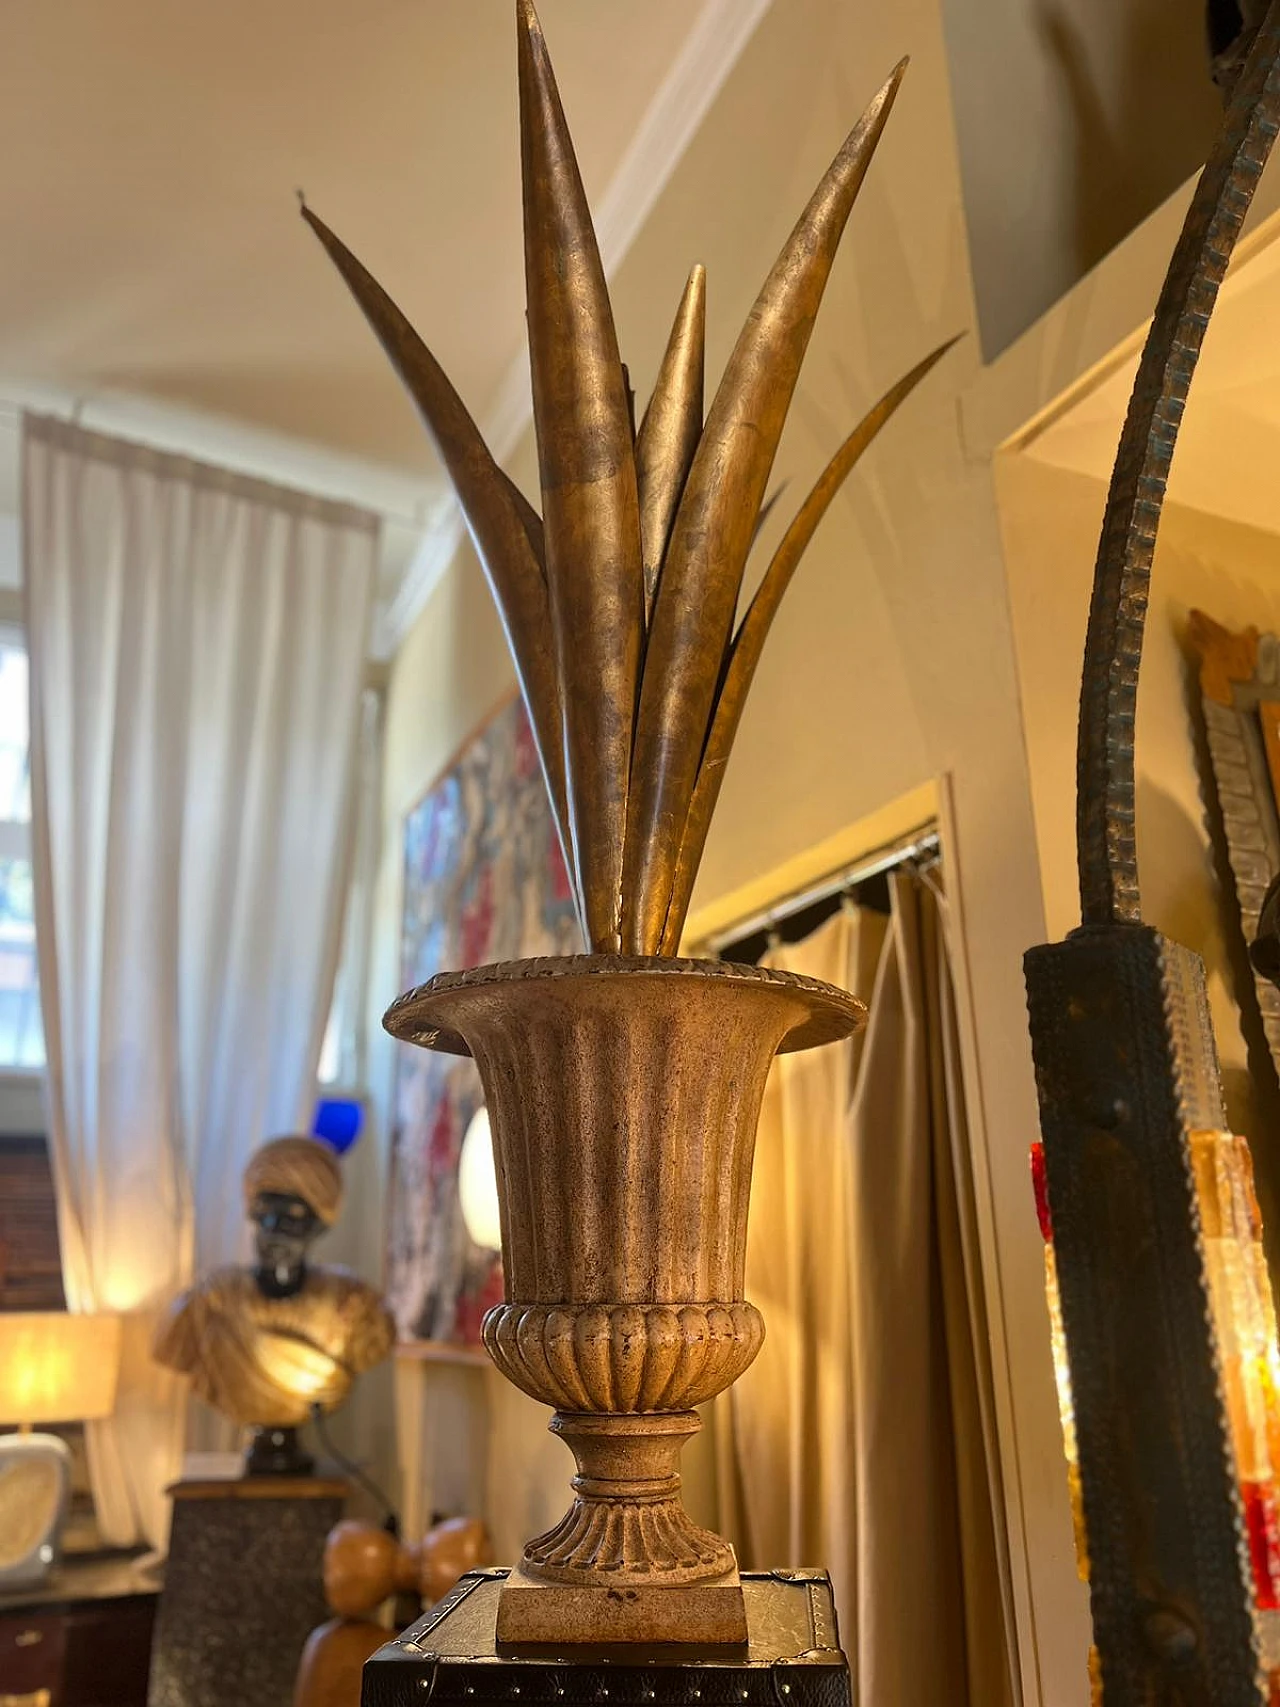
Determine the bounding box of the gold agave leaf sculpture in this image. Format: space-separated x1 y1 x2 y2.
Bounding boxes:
305 0 953 1647
304 4 951 957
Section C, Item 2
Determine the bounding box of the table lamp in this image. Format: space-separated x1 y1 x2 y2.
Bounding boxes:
0 1311 122 1588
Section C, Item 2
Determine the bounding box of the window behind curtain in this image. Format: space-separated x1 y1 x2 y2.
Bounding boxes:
0 631 45 1071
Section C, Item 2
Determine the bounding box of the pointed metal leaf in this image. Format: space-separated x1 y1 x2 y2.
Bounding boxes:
636 264 706 626
657 335 956 953
499 469 546 577
518 0 643 952
622 62 909 954
300 200 572 889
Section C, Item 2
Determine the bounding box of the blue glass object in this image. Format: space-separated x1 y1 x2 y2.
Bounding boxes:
312 1096 364 1154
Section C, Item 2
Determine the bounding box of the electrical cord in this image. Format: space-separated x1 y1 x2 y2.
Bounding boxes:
309 1402 400 1536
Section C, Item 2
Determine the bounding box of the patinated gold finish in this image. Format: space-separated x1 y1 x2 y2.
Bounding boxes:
619 62 907 955
658 337 959 952
636 264 705 627
311 0 945 1643
385 955 864 1641
518 5 642 952
304 1 952 957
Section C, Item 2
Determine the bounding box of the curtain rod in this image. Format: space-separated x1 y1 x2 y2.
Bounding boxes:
701 819 940 957
0 398 440 535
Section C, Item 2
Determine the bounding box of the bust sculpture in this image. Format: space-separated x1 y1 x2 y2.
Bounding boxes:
153 1136 394 1474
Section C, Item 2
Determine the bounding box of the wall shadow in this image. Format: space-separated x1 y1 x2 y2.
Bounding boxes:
1040 0 1220 286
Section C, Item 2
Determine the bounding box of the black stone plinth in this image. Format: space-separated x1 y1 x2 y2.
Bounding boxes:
361 1569 850 1707
148 1475 347 1707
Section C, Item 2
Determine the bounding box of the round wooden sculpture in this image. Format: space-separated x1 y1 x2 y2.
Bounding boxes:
417 1516 492 1605
321 1520 415 1619
296 1517 494 1707
385 955 864 1639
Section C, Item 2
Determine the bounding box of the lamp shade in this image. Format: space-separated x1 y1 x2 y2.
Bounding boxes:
459 1107 502 1253
0 1312 122 1426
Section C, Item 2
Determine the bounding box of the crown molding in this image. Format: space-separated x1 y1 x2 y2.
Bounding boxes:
591 0 776 283
380 0 776 656
372 501 464 661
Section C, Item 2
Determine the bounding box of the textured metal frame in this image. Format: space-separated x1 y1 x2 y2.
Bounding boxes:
1025 929 1258 1701
1188 613 1280 1083
1075 4 1280 928
1023 4 1280 1703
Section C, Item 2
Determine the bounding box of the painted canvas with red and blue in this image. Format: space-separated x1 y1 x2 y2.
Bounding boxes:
388 695 580 1343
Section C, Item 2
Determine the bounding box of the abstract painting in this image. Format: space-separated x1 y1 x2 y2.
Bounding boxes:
387 693 581 1342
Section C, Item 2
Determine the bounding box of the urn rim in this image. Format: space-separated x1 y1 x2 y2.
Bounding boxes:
383 951 865 1057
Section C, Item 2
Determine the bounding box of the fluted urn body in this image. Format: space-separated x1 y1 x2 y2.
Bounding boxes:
384 953 863 1639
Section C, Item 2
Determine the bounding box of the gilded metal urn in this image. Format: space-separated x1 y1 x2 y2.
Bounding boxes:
308 0 949 1644
385 955 859 1641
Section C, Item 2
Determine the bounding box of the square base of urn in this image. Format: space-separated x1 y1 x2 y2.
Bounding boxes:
495 1563 747 1646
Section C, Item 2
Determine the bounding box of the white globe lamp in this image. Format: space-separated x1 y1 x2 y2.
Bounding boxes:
459 1105 502 1253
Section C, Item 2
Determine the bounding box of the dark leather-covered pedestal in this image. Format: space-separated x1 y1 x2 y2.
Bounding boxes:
362 1568 850 1707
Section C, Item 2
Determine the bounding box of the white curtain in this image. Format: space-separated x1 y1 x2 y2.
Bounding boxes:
23 413 379 1548
716 872 1017 1706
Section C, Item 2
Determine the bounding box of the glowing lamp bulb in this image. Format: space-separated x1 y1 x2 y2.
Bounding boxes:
459 1106 502 1253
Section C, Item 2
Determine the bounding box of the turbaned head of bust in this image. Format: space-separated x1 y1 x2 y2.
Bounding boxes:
152 1135 394 1473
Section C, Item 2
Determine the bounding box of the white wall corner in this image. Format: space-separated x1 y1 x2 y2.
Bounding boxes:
374 504 466 661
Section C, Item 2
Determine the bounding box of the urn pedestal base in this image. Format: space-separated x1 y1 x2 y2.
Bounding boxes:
497 1564 747 1646
499 1411 747 1644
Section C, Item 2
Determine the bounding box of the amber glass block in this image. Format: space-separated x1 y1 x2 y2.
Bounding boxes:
1031 1144 1089 1581
1191 1130 1280 1611
1244 1482 1280 1612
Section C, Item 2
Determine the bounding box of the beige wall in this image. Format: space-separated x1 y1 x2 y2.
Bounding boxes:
369 0 1280 1697
996 437 1280 1226
940 0 1218 356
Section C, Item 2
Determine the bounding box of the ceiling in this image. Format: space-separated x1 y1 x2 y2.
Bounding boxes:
0 0 759 646
1016 213 1280 543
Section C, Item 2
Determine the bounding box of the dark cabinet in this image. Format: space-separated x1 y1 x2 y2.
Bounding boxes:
0 1560 157 1707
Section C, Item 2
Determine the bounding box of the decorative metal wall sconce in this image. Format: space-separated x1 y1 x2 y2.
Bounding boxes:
305 0 953 1649
1024 6 1280 1702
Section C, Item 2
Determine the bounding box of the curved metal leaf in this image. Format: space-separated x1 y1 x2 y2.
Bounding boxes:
300 202 572 878
622 61 909 954
658 335 957 953
636 265 706 626
518 0 643 952
500 469 546 577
